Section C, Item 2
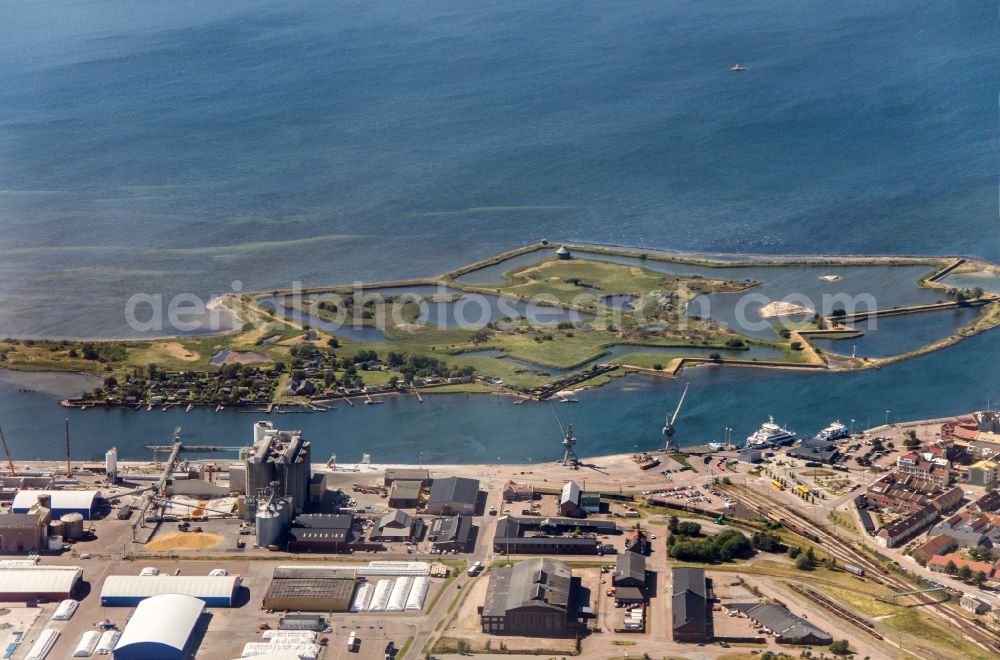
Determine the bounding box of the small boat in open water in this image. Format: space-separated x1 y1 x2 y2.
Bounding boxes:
730 64 746 72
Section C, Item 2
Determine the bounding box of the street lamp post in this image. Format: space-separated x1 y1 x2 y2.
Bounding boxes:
884 409 890 427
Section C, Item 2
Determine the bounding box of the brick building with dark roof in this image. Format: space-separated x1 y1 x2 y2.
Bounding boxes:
481 559 581 636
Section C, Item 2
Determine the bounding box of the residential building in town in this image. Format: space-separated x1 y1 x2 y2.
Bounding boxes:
927 553 995 579
912 534 958 565
967 460 998 487
501 481 534 502
875 504 940 548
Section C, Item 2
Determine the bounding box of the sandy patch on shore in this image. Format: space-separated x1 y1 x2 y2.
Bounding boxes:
759 301 813 318
220 351 269 365
158 342 200 361
145 531 223 551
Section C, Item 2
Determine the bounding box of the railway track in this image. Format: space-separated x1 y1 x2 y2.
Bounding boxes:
726 484 1000 656
788 583 882 639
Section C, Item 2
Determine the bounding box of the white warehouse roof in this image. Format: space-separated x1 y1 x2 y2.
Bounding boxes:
12 490 102 512
115 594 204 654
101 575 240 601
0 566 82 594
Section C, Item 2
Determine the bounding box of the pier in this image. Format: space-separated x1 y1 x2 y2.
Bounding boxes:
837 295 997 323
927 257 966 282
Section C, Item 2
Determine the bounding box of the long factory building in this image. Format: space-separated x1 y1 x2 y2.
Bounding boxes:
100 575 241 607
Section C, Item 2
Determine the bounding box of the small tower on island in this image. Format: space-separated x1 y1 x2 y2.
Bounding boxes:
555 245 572 260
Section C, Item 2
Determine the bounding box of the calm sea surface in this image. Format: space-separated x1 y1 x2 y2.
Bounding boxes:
1 0 996 338
0 2 997 459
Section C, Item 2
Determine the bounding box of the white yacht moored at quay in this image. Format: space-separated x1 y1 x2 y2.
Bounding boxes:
746 416 796 448
815 420 849 441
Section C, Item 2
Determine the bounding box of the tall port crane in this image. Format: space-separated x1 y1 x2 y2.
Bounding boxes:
662 383 689 452
0 426 16 476
550 405 579 467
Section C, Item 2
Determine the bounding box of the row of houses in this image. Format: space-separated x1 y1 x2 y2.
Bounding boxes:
866 473 963 515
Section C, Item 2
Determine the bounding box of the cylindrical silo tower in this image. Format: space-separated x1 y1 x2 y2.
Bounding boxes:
255 504 282 548
60 513 85 540
105 448 118 482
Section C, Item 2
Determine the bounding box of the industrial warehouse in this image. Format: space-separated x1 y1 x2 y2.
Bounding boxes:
112 594 206 659
263 566 357 611
11 490 102 518
0 564 83 601
480 558 582 636
99 574 242 607
262 561 433 613
492 515 619 554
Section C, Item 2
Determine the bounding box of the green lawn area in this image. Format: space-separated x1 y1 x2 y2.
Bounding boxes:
499 259 671 306
485 329 618 368
826 510 857 534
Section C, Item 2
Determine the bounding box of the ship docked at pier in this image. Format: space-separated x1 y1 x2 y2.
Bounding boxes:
746 416 796 449
815 420 849 441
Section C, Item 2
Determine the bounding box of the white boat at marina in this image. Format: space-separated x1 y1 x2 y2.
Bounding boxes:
746 416 796 448
815 420 849 441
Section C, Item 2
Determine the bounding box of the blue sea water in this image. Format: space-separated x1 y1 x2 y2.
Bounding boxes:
0 2 998 460
0 0 996 338
2 329 1000 462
